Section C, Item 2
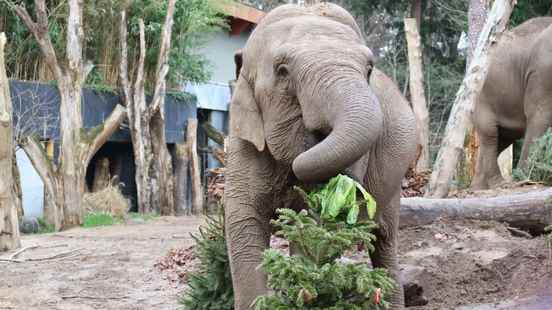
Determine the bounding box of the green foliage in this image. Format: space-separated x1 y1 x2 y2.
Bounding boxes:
36 217 55 234
82 212 122 228
254 175 394 310
0 0 227 86
513 129 552 185
511 1 552 27
127 212 159 222
181 212 234 310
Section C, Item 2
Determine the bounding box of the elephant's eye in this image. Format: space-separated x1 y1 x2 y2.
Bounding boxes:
276 64 290 78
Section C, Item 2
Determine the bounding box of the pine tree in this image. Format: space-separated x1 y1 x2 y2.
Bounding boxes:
253 175 395 309
180 212 234 309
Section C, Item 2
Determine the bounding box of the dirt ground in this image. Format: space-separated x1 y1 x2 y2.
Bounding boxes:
1 206 551 309
0 216 203 310
399 219 552 309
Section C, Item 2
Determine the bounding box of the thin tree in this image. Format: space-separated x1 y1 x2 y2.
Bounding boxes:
119 0 176 215
427 0 517 198
0 32 20 251
404 17 430 171
7 0 127 230
465 0 490 178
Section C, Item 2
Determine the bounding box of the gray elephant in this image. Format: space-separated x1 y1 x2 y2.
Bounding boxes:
472 17 552 189
225 3 417 309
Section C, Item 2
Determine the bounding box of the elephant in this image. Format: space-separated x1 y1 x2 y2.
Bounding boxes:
224 3 417 309
472 17 552 189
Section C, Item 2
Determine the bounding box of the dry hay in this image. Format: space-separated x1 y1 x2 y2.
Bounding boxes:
83 183 129 218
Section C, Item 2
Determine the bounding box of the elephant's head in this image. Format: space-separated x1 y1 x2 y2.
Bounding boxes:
230 3 383 183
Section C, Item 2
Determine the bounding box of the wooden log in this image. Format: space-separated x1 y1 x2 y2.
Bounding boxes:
201 122 225 146
0 32 20 251
187 119 203 214
91 157 110 192
174 141 191 215
400 188 552 234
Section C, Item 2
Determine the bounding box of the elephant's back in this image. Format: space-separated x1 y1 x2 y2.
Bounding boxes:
510 17 552 39
369 69 417 155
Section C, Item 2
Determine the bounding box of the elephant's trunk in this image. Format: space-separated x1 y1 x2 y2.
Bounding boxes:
292 78 383 183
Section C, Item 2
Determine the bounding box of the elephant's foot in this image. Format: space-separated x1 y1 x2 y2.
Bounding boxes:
471 173 506 190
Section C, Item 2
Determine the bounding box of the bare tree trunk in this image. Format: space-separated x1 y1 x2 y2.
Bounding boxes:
465 0 490 181
404 18 430 171
13 0 127 229
119 0 176 215
427 0 516 198
174 142 190 215
187 119 203 214
410 0 423 31
401 188 552 234
0 33 20 251
13 154 23 219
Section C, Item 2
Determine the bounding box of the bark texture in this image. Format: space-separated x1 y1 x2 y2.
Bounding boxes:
174 142 190 215
0 33 20 251
13 0 127 230
404 18 430 171
119 1 176 215
187 119 203 214
465 0 490 179
401 188 552 234
91 157 110 192
427 0 516 198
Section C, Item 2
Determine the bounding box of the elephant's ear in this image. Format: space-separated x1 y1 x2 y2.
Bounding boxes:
230 51 265 152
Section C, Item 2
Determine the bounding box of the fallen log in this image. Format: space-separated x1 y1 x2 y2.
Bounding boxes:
400 188 552 234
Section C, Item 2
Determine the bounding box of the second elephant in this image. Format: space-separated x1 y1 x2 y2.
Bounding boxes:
472 17 552 189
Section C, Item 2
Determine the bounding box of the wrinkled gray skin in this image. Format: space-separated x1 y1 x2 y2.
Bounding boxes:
472 17 552 189
225 3 417 309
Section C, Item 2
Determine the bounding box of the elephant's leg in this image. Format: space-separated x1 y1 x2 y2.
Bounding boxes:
518 111 552 169
370 193 404 309
225 206 271 309
471 108 503 190
225 138 285 310
518 76 552 168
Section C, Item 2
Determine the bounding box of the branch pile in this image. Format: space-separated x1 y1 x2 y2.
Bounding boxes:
155 246 197 285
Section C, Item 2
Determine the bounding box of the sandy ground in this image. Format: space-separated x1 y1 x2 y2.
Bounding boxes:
0 216 203 310
399 219 552 310
2 210 552 310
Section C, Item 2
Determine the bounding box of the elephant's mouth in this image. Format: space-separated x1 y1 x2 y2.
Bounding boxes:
298 129 363 185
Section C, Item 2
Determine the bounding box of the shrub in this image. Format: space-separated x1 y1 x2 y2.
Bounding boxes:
180 212 234 310
82 212 121 228
253 175 395 310
513 128 552 185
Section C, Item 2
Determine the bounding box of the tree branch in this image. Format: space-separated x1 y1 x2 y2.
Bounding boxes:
66 0 84 81
133 19 146 110
13 0 63 81
84 105 127 167
118 10 131 108
20 136 57 201
148 0 176 117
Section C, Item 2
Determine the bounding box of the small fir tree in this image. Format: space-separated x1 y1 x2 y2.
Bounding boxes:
181 212 234 310
253 175 395 310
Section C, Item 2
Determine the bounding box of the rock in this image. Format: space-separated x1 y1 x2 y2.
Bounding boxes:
404 282 428 307
19 216 40 234
400 264 429 307
127 217 145 225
